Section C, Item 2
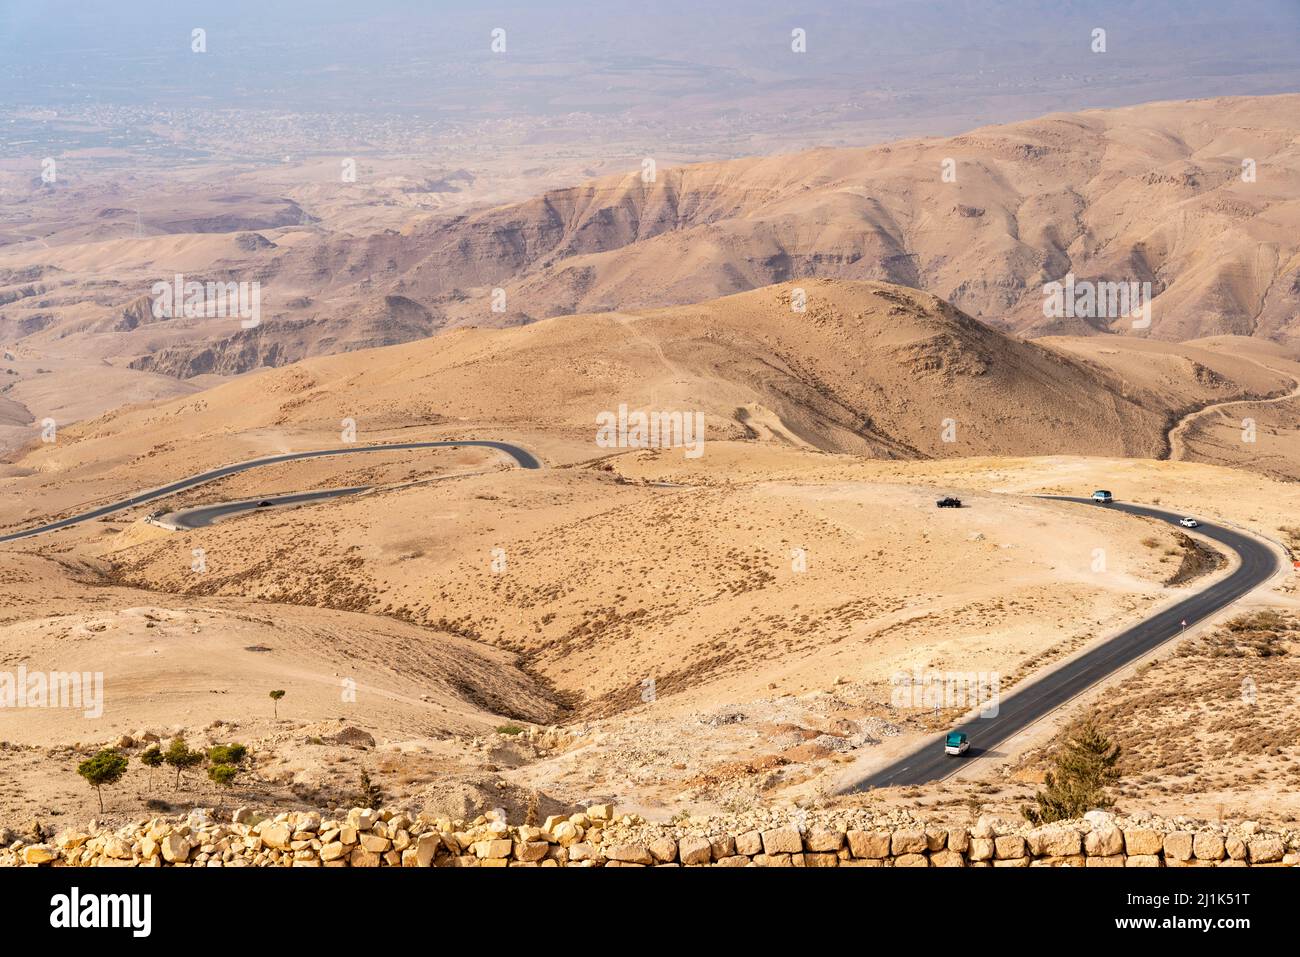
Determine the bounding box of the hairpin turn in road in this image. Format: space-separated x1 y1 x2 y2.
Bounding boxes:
0 440 541 544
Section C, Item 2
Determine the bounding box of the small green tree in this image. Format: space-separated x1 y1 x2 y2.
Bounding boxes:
269 689 286 718
1024 719 1122 825
207 764 239 808
207 743 247 766
163 737 203 790
140 745 163 791
355 770 384 810
77 749 128 814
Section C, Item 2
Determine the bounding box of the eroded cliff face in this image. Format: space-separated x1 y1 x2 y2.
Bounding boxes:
278 95 1300 342
128 295 442 379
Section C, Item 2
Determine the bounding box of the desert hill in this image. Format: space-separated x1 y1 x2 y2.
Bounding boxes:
0 280 1169 488
269 94 1300 345
7 279 1300 524
2 95 1298 427
0 553 559 746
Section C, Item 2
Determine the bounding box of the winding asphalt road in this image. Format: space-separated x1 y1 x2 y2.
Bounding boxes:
843 497 1283 792
0 440 541 544
7 459 1283 790
159 485 375 529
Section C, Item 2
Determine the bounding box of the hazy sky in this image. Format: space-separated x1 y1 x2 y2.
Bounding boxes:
2 1 1297 145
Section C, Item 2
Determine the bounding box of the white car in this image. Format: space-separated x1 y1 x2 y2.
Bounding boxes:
1179 517 1199 528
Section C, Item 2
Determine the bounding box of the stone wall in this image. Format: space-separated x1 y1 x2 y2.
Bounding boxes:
4 805 1297 867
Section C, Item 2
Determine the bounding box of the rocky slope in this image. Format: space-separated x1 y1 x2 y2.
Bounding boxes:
267 94 1300 343
27 279 1202 465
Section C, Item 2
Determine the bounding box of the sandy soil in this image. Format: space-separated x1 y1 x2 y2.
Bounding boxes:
5 438 1293 827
